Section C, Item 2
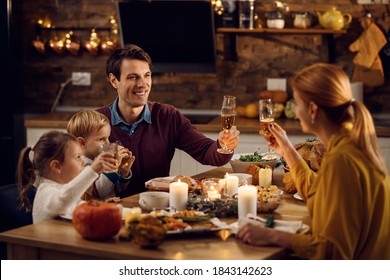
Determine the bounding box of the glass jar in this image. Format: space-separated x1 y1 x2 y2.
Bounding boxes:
238 0 255 29
293 12 312 29
266 11 285 29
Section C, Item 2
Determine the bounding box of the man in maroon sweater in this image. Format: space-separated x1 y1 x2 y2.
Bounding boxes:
97 44 240 197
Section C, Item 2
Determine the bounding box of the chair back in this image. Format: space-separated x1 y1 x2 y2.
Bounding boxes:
0 183 36 259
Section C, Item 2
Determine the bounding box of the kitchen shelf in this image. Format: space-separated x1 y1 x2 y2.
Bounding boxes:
216 27 347 62
36 26 113 32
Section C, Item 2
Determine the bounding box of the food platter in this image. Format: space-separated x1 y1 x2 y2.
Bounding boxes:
145 176 199 192
149 209 230 236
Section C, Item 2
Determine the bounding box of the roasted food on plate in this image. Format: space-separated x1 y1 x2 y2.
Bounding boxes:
146 175 200 192
283 139 326 193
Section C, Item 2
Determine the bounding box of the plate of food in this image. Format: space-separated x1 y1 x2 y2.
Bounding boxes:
145 175 199 192
150 209 229 235
230 152 280 173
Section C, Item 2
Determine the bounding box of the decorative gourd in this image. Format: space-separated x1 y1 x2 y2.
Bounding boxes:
127 215 166 248
284 99 296 119
72 200 122 240
259 90 288 104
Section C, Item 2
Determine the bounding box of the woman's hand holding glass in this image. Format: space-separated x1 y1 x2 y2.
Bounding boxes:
267 122 302 168
259 99 278 160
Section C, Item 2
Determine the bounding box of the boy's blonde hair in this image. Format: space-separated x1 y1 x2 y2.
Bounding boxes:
67 110 109 138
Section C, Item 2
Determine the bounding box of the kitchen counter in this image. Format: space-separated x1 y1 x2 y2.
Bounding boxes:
24 111 390 137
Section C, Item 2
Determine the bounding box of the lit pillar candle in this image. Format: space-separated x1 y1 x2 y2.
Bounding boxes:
169 179 188 211
258 168 272 188
225 173 239 197
238 185 257 218
208 186 221 201
218 178 226 195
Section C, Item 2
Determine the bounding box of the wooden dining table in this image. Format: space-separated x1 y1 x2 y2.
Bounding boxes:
0 167 310 260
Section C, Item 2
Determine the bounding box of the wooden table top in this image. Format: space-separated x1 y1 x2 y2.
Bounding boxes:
0 167 310 260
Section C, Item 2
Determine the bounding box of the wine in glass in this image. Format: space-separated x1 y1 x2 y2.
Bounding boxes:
259 98 278 160
217 95 236 154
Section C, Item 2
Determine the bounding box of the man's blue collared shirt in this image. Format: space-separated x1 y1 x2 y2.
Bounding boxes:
108 98 151 135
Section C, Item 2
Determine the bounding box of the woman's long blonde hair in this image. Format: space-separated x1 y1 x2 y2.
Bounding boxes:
291 63 388 176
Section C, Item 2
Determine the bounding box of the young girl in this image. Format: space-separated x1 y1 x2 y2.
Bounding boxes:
17 130 117 224
67 110 135 201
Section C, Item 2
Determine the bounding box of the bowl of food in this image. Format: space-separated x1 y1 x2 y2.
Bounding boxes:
257 185 283 214
230 151 280 173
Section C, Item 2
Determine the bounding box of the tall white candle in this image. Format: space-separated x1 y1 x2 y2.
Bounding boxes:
169 179 188 211
225 174 239 197
258 168 272 188
238 185 257 218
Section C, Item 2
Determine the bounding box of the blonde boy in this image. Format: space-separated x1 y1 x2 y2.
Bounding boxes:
67 110 135 201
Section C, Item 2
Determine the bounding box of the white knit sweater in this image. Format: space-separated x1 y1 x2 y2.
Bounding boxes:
32 166 99 224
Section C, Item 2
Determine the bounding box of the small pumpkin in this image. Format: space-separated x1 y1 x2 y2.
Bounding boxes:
72 200 122 240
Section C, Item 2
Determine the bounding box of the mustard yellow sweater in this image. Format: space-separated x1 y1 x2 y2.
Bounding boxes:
290 132 390 259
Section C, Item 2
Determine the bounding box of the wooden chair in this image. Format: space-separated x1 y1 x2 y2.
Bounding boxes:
0 184 36 259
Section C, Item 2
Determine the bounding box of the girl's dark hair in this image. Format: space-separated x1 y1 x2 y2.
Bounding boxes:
17 131 78 211
106 44 152 80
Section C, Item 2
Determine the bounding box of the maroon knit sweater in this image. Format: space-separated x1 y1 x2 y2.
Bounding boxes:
97 102 232 196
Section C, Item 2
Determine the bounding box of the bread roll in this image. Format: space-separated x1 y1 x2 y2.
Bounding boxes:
245 164 260 185
172 175 193 187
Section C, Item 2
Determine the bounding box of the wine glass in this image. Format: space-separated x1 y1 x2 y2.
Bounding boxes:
259 98 278 160
217 95 236 154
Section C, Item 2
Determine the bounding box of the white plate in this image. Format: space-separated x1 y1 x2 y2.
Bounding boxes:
59 207 132 221
293 193 303 201
145 176 198 191
166 217 230 235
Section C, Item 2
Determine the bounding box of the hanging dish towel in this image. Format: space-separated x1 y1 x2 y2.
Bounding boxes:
349 22 387 92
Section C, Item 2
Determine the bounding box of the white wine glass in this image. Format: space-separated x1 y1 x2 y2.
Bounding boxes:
217 95 236 154
259 98 278 160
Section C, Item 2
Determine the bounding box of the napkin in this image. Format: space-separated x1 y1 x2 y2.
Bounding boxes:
230 213 309 234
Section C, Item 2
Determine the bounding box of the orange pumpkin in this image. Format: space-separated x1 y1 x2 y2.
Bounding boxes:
72 200 122 240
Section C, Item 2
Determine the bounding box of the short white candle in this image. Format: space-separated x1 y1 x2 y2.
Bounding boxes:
169 179 188 211
225 174 239 197
258 168 272 188
208 186 221 201
238 185 257 218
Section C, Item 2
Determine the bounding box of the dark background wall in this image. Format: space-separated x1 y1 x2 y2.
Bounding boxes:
16 0 390 114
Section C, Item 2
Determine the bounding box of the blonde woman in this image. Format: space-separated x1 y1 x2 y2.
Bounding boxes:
237 63 390 259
